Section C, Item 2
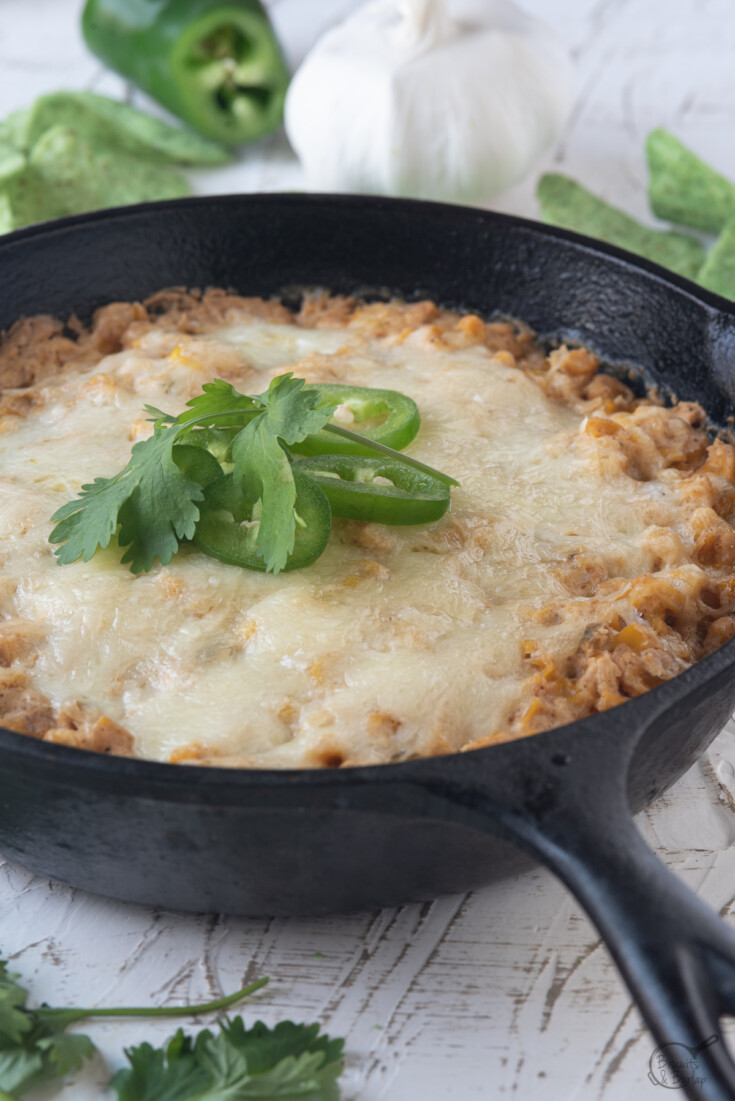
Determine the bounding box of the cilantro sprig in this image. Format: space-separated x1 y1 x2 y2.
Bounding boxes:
0 958 344 1100
0 958 97 1098
111 1019 344 1101
50 375 330 575
49 373 457 575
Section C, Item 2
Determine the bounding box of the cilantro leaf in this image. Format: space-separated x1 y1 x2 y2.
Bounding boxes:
111 1030 209 1101
112 1019 344 1101
255 374 336 446
230 420 296 574
144 404 177 423
0 1046 45 1096
182 380 262 427
36 1030 96 1076
0 962 94 1099
50 424 205 574
230 375 336 573
115 443 203 573
0 957 284 1101
194 1027 253 1096
0 964 31 1046
0 963 52 1097
247 1049 342 1100
48 468 135 565
221 1020 343 1076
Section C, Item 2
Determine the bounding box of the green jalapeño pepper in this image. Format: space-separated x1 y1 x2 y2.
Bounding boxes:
81 0 290 145
173 441 225 485
179 427 237 471
192 466 331 571
292 384 421 457
297 455 450 526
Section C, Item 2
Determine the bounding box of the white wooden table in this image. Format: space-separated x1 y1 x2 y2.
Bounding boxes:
2 1 735 1097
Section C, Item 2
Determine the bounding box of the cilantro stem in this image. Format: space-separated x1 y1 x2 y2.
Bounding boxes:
35 977 268 1027
322 424 460 486
173 409 262 430
161 406 459 486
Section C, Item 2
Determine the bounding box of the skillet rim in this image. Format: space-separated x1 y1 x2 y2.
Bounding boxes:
1 191 735 791
2 191 735 316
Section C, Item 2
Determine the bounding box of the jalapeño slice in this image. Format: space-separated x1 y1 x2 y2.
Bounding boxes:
192 466 331 572
172 442 225 485
292 384 420 456
296 455 450 526
180 427 237 471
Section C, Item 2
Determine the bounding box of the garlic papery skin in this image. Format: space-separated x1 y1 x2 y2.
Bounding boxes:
284 0 573 205
393 0 454 50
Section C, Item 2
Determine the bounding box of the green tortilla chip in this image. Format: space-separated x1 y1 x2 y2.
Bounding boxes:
537 173 706 281
27 93 230 166
646 129 735 234
0 153 67 228
0 195 14 235
0 120 193 233
0 146 25 179
29 125 191 214
0 93 211 232
0 108 32 153
697 217 735 301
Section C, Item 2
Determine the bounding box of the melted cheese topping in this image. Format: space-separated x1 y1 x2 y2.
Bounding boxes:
0 316 708 766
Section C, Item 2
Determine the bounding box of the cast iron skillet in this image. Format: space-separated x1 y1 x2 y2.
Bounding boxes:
2 195 735 1099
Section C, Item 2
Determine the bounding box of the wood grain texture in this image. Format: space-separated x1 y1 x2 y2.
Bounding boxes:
2 0 735 1097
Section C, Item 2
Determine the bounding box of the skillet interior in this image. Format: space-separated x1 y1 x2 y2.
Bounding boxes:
1 194 735 917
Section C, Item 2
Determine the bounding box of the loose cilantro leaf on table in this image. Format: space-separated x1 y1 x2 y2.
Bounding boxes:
112 1019 344 1101
109 1031 209 1101
0 962 30 1044
0 958 277 1100
0 959 96 1097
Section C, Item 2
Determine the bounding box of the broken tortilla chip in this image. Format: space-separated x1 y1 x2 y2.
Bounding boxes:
697 217 735 301
647 129 735 234
537 173 706 281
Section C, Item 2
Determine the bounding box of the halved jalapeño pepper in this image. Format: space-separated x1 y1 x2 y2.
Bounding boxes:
179 427 237 471
172 442 225 485
291 384 420 457
297 455 450 526
82 0 290 146
192 467 331 571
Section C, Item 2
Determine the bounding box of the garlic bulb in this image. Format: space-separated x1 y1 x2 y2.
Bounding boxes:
284 0 573 204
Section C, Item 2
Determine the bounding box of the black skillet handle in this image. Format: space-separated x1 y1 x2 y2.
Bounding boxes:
522 799 735 1100
448 734 735 1101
